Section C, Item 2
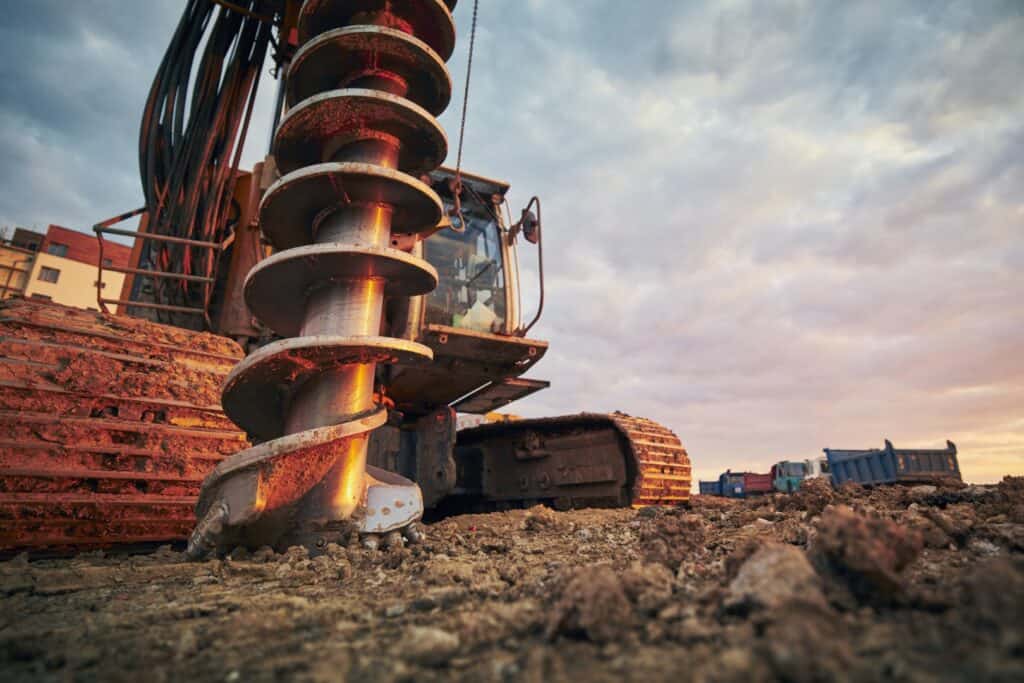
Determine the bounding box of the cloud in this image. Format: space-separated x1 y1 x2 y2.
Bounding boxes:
0 0 1020 485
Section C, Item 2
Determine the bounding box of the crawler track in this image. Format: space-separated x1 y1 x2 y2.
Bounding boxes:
451 412 691 511
606 413 692 506
0 299 247 552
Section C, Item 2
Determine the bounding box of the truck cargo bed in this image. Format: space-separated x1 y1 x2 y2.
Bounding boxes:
825 439 960 486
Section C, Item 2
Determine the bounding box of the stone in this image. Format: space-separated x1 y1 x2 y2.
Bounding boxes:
725 543 827 613
402 626 460 667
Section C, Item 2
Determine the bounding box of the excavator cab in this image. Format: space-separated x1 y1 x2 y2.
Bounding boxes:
423 192 508 334
384 168 550 418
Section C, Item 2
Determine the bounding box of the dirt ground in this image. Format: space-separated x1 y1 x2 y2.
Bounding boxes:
2 477 1023 683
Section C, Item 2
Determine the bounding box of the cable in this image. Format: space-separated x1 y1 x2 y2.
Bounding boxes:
137 0 273 328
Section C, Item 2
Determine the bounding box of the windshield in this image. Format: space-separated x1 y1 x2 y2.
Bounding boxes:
423 198 507 333
783 462 805 477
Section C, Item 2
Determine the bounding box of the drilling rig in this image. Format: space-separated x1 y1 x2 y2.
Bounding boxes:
0 0 691 554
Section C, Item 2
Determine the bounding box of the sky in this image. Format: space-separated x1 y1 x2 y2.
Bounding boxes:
0 1 1021 485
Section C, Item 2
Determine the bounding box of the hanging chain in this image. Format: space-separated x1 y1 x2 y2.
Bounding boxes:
450 0 479 233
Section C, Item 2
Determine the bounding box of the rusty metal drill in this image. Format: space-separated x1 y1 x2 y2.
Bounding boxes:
188 0 457 557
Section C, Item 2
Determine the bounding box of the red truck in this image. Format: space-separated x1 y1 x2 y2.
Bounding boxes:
719 470 774 498
742 472 774 495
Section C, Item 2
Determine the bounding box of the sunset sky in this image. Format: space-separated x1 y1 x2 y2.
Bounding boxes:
0 1 1020 485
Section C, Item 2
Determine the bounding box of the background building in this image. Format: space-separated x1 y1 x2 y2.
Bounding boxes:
0 227 43 300
1 225 131 312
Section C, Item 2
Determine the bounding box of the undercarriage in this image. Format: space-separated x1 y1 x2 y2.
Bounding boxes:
1 301 689 554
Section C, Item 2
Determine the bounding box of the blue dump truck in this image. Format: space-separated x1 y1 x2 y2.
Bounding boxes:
698 471 774 498
824 439 960 486
699 480 723 496
719 471 746 497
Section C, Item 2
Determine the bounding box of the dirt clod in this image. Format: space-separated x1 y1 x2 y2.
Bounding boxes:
546 564 632 643
620 561 675 614
809 504 923 606
777 476 835 516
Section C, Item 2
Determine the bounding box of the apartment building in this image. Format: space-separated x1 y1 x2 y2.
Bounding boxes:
1 225 132 312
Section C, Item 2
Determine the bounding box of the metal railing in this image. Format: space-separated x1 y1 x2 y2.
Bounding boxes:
93 208 225 326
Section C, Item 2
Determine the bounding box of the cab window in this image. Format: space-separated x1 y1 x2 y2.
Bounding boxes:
423 197 507 333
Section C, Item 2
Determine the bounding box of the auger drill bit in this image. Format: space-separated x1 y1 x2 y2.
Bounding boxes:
188 0 456 558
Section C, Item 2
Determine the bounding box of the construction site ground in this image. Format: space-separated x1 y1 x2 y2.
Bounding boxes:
2 477 1023 682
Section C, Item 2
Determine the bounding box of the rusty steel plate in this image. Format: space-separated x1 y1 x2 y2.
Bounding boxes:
298 0 455 61
288 26 451 115
274 89 447 176
260 162 443 251
222 335 432 441
189 409 390 556
244 244 438 337
202 410 386 487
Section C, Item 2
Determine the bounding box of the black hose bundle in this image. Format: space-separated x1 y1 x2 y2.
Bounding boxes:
138 0 273 328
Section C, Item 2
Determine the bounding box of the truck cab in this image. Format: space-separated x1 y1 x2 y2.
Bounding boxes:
771 460 807 493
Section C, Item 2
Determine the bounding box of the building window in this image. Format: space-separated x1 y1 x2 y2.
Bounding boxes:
47 243 69 257
31 293 52 301
38 266 60 283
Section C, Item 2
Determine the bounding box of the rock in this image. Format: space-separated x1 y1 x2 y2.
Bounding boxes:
310 554 333 572
808 505 922 606
620 561 675 613
227 546 250 562
384 603 406 618
546 564 633 643
324 543 346 560
976 523 1024 552
251 546 277 563
656 604 684 621
402 626 460 667
282 546 309 563
522 505 567 532
967 538 1001 557
909 485 937 499
725 543 827 614
961 484 995 501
